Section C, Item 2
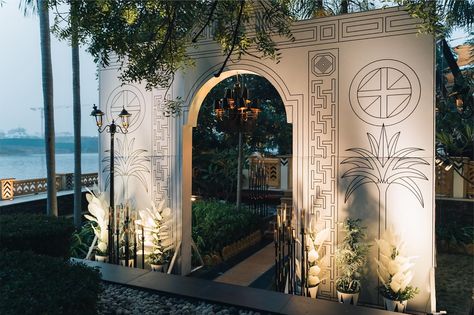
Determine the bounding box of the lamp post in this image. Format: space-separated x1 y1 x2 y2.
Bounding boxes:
214 75 261 211
91 104 131 264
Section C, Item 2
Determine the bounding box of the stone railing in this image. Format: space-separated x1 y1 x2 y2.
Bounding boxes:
0 173 98 200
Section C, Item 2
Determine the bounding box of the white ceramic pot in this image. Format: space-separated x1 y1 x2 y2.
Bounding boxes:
119 259 134 267
150 264 163 272
95 255 108 263
308 285 319 298
337 291 359 305
383 297 407 313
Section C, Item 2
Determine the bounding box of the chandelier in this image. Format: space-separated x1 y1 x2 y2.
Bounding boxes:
214 75 261 132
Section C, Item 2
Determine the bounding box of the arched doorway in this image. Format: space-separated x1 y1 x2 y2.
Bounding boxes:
190 73 293 275
180 65 301 275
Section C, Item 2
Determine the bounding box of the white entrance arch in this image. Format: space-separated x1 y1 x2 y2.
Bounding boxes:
98 7 435 312
180 65 301 277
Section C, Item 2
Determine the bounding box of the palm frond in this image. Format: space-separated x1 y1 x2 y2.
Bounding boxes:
345 176 375 202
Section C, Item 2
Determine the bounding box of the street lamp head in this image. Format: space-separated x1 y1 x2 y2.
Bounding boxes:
118 106 131 130
90 104 104 128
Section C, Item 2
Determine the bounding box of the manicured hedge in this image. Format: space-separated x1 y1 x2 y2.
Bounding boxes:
192 200 262 255
0 214 75 259
0 250 102 315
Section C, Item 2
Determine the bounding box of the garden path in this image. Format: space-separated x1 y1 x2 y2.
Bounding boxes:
214 243 274 286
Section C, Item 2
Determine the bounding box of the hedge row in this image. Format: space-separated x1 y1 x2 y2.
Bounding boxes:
0 250 102 315
0 214 74 258
192 200 262 255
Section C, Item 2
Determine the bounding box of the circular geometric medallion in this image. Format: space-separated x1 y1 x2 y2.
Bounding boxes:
349 59 420 126
105 85 146 133
311 53 336 76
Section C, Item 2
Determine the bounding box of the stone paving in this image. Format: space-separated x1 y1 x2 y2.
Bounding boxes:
214 243 274 287
98 283 270 315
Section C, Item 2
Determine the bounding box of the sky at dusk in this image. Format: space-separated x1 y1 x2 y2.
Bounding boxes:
0 3 98 137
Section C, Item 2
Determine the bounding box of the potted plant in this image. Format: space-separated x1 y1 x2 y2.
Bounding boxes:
136 200 174 272
84 188 109 262
118 240 134 267
296 217 330 298
375 228 419 313
335 218 369 305
148 250 164 271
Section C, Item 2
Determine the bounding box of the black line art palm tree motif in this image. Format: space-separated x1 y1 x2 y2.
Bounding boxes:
102 137 150 193
341 125 428 233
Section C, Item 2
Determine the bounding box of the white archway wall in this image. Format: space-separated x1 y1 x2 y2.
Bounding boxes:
99 7 435 312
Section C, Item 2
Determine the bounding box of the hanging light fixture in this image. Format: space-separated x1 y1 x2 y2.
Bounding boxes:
214 74 261 130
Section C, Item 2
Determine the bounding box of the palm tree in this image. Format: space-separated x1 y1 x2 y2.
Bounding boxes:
341 125 428 235
71 0 82 228
37 0 58 216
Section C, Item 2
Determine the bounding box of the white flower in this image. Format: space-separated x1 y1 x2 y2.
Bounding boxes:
98 242 107 253
375 227 417 297
85 188 109 252
388 259 400 275
375 239 392 257
313 228 330 248
308 248 319 263
309 265 321 276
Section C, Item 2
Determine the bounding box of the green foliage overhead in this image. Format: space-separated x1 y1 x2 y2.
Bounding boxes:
387 0 473 36
53 0 294 91
0 250 102 315
0 214 75 259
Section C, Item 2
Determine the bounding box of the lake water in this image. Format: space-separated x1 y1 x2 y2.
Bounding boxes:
0 153 99 180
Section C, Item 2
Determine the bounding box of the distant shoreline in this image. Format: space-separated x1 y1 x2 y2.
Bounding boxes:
0 137 98 155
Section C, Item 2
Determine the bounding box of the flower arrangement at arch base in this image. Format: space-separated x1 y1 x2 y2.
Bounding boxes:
84 188 110 262
375 228 419 313
135 200 174 272
296 216 330 299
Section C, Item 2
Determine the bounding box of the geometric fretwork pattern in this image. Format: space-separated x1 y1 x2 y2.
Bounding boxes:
308 48 338 297
152 90 172 206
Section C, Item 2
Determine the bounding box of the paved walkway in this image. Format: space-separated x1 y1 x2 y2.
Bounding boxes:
214 243 275 286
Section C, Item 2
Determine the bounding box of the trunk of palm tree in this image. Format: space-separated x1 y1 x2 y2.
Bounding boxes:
71 0 82 228
38 0 57 216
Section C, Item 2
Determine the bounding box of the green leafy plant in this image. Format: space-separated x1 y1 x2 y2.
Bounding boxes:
70 222 95 259
335 218 369 294
0 250 102 315
136 200 174 266
192 200 261 255
0 214 74 259
375 228 419 302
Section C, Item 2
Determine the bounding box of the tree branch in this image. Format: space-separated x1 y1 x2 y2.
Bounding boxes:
192 0 218 43
214 0 245 77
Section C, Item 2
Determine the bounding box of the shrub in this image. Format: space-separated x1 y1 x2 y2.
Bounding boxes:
192 200 261 255
70 222 95 259
0 214 75 259
0 250 102 315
